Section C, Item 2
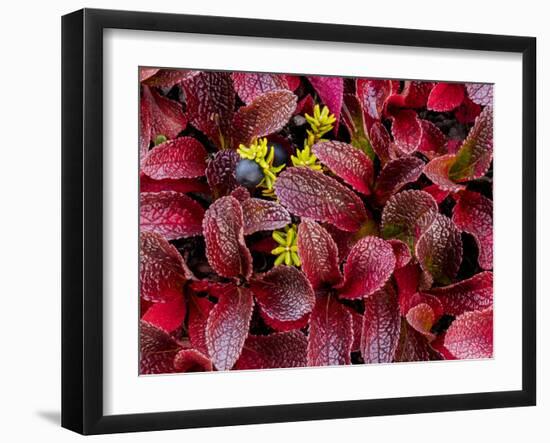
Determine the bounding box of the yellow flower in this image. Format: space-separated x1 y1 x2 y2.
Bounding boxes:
237 138 285 190
271 225 301 267
291 143 322 170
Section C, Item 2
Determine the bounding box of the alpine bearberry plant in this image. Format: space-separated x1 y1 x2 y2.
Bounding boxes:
139 68 494 374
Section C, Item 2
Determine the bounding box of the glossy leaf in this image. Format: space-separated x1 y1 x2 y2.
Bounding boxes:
427 83 465 111
391 109 422 154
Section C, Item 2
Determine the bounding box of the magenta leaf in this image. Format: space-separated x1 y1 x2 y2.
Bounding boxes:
465 83 493 106
455 96 481 124
232 90 297 146
361 283 401 363
349 309 363 352
356 79 393 121
205 285 254 370
388 239 412 269
368 121 393 165
173 349 213 372
181 71 235 148
394 320 441 362
297 219 342 290
232 72 289 104
452 190 493 269
307 295 353 366
250 266 315 325
140 174 209 194
422 183 450 204
141 296 186 333
381 190 438 249
259 310 309 332
205 150 240 199
139 96 152 163
423 272 493 316
141 85 187 141
391 109 422 154
308 75 344 133
188 294 214 356
444 308 493 359
337 236 396 300
275 167 368 232
396 81 433 108
141 137 207 180
203 196 253 279
235 331 308 370
240 198 291 235
416 213 463 285
286 75 301 91
427 83 465 112
374 156 425 204
140 191 205 240
139 232 192 302
140 320 181 374
418 120 447 157
312 140 374 195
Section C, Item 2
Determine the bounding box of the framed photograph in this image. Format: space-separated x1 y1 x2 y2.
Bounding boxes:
61 8 536 435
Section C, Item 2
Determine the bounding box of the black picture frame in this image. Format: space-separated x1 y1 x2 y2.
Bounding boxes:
62 8 537 435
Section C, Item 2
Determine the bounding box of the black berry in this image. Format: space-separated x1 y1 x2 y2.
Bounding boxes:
271 143 288 167
236 159 263 187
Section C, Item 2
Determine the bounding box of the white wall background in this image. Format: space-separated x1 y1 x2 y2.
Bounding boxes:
0 0 546 441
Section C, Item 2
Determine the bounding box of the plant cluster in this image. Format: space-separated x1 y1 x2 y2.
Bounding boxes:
139 68 493 374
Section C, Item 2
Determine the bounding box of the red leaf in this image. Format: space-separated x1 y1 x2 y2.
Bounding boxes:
418 120 447 157
427 83 465 112
139 96 151 163
423 272 493 316
312 141 374 195
259 310 310 332
141 137 207 180
144 69 198 88
234 331 308 370
140 320 181 374
361 284 401 363
294 94 315 116
251 266 315 325
232 72 289 104
206 285 254 370
416 214 463 285
141 296 186 333
308 75 344 133
337 236 396 300
139 232 192 303
140 191 205 240
188 295 214 355
369 121 393 165
140 68 160 82
203 195 253 279
400 291 443 320
181 71 235 148
394 263 421 306
206 150 240 199
381 190 438 248
341 94 372 157
357 79 392 121
285 75 302 91
141 85 187 141
349 309 363 352
394 320 441 362
297 219 342 290
465 83 493 106
444 308 493 359
397 81 433 108
422 183 450 204
423 154 467 192
240 198 291 235
140 174 209 194
452 191 493 270
375 156 425 204
232 90 297 146
455 96 481 124
388 239 412 268
391 109 422 154
405 303 436 339
173 349 213 372
307 295 353 366
275 167 368 232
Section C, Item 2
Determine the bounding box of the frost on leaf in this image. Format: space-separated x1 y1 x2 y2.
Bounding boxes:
275 167 368 232
297 219 342 290
181 71 235 148
381 190 438 249
232 90 297 147
391 109 422 155
141 137 207 180
174 349 213 373
307 295 353 366
308 76 343 133
141 296 186 333
140 320 181 374
235 331 308 370
232 72 289 104
374 156 425 204
203 196 253 279
205 285 254 371
141 85 187 142
312 140 374 195
250 266 315 325
424 272 493 316
394 320 441 362
338 236 396 300
241 198 291 235
444 308 493 359
465 83 493 106
452 190 493 270
427 83 465 112
360 283 401 363
140 191 205 240
416 214 463 285
206 150 240 199
139 232 192 302
188 294 214 355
